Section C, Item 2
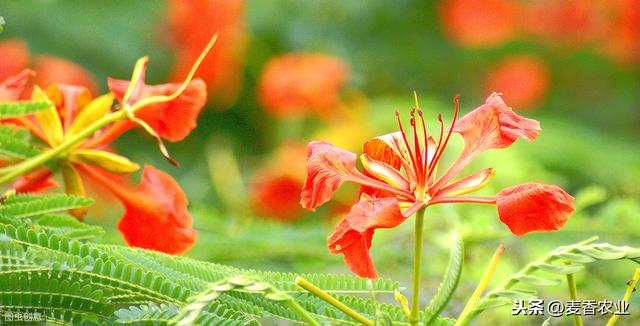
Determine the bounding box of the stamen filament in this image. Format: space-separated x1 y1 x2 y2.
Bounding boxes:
395 111 418 173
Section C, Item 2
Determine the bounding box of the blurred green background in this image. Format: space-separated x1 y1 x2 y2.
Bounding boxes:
1 0 639 324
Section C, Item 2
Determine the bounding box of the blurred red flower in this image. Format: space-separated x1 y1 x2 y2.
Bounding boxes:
250 143 307 221
167 0 246 108
600 0 640 65
521 0 609 47
439 0 519 48
301 94 574 278
258 53 349 119
0 38 98 96
485 55 550 110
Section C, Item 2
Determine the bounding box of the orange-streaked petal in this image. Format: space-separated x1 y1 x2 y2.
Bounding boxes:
31 86 64 146
70 149 140 174
250 174 305 222
360 154 409 191
77 164 197 254
43 84 93 132
12 168 57 193
434 168 495 197
107 77 207 142
300 141 411 211
497 183 575 236
327 197 405 278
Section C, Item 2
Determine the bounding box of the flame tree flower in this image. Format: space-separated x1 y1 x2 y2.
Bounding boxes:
484 55 550 110
0 36 217 254
300 93 575 323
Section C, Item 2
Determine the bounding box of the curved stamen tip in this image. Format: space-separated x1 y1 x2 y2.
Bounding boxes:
437 113 443 122
395 111 400 117
453 94 460 102
417 109 423 117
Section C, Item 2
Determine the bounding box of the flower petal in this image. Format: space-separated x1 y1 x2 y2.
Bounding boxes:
66 92 113 138
31 86 64 147
33 55 98 95
107 77 207 142
300 141 410 211
60 162 89 220
433 93 540 191
0 69 34 101
327 197 405 278
0 39 31 83
454 93 540 151
12 168 57 193
497 183 575 236
77 164 197 254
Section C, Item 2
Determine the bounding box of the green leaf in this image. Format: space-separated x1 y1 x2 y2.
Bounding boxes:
0 194 94 218
424 231 463 325
0 102 51 118
0 125 41 159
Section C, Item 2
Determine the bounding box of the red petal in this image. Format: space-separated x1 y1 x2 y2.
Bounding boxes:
168 0 246 108
251 174 305 222
300 141 409 210
327 197 406 278
108 77 207 142
434 168 495 197
434 93 540 191
33 55 98 95
301 141 360 210
0 39 31 84
497 183 575 236
0 69 34 101
78 164 197 254
454 93 540 151
12 168 57 193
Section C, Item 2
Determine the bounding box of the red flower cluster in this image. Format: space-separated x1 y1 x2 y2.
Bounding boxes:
0 55 207 254
301 93 575 278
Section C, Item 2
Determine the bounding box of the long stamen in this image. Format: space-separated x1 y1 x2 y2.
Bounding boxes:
428 95 459 178
428 114 445 175
410 109 423 181
395 111 418 171
417 110 428 185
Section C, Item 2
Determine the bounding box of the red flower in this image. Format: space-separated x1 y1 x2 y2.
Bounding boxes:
0 69 34 101
439 0 519 48
521 0 609 47
3 53 208 254
167 0 246 108
484 55 550 110
301 93 574 278
600 0 640 65
78 164 197 254
0 38 98 97
250 143 307 221
0 39 30 82
258 54 349 119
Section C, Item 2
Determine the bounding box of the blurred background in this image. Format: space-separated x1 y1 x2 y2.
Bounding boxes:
1 0 639 324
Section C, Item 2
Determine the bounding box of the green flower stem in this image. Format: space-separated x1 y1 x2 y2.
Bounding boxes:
295 276 374 326
0 110 126 185
282 297 322 326
410 207 426 325
455 244 505 326
606 268 640 326
566 272 583 326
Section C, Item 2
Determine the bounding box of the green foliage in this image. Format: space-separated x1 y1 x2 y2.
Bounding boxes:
469 237 640 320
0 193 409 325
424 231 463 325
0 102 50 119
0 125 41 160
